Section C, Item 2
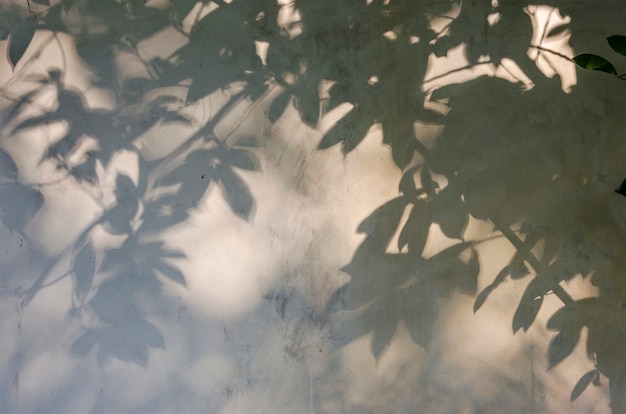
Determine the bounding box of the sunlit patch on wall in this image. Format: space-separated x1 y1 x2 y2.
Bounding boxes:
423 4 576 95
525 5 576 92
277 0 303 39
181 2 220 34
487 12 502 27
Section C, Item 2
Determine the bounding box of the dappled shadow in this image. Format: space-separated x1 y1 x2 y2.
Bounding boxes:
0 148 43 235
327 197 477 357
430 73 626 407
328 68 626 413
1 0 268 375
1 0 626 412
297 1 626 411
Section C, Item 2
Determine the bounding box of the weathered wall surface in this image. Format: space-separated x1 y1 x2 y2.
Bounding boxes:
1 1 625 413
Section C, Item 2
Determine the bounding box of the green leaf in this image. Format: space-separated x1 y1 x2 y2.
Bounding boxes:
570 370 599 401
607 35 626 56
573 54 617 75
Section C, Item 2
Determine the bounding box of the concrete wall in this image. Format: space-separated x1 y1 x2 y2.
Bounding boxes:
1 1 625 412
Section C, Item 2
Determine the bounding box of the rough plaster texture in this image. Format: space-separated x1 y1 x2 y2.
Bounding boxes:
0 1 625 413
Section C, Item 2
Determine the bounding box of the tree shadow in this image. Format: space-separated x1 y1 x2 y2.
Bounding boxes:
327 197 477 357
281 0 626 411
1 0 626 412
329 68 626 412
1 0 266 371
0 148 43 236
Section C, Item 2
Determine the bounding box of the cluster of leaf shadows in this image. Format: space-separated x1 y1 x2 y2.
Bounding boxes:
2 0 265 367
1 0 626 411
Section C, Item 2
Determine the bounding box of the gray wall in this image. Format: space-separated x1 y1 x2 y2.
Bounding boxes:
1 0 625 412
